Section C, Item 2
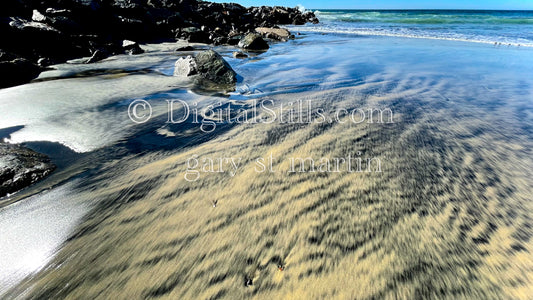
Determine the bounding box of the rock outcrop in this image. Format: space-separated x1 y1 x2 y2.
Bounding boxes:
0 143 55 198
0 0 319 88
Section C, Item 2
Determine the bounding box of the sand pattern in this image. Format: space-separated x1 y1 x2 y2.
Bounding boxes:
7 70 532 299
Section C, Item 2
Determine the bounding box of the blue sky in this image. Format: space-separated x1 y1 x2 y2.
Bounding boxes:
211 0 533 10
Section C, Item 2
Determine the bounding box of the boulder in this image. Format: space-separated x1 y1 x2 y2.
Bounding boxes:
194 50 236 85
86 49 109 63
0 143 55 198
238 33 269 51
232 51 247 59
173 55 197 76
0 56 42 89
173 50 236 87
86 42 121 63
255 27 291 41
32 10 47 22
37 57 54 67
122 40 144 54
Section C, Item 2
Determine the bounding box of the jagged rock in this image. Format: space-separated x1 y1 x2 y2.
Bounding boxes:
0 143 55 197
173 55 197 76
32 10 47 22
8 17 60 34
238 33 269 50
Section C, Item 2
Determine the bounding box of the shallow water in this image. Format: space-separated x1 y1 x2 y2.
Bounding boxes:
0 180 88 291
0 31 532 298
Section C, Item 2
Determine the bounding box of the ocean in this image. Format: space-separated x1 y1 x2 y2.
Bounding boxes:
297 9 533 46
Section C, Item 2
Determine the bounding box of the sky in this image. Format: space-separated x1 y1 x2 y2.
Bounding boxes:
211 0 533 10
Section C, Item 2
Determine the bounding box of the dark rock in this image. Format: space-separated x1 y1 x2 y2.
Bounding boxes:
0 143 55 198
177 26 210 44
2 17 89 62
173 50 236 89
122 40 144 54
71 0 102 11
116 16 151 40
292 14 306 25
37 57 54 67
8 17 60 34
175 45 195 51
232 51 247 59
194 50 236 86
0 55 42 89
238 33 269 51
86 49 109 63
84 39 143 63
227 35 243 46
40 10 82 34
0 50 17 62
112 0 144 11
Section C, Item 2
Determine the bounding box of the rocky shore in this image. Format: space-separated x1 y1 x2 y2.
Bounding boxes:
0 143 55 198
1 0 318 89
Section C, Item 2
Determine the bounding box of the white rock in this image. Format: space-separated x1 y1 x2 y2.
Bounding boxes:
32 10 47 22
173 55 198 77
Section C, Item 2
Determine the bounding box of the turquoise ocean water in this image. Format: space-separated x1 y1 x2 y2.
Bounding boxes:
300 9 533 46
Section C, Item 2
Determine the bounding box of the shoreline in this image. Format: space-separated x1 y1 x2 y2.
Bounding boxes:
290 26 533 48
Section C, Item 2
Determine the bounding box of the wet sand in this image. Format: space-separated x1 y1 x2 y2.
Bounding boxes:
1 35 532 298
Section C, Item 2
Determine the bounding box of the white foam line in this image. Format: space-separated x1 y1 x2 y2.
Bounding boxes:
293 27 533 48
